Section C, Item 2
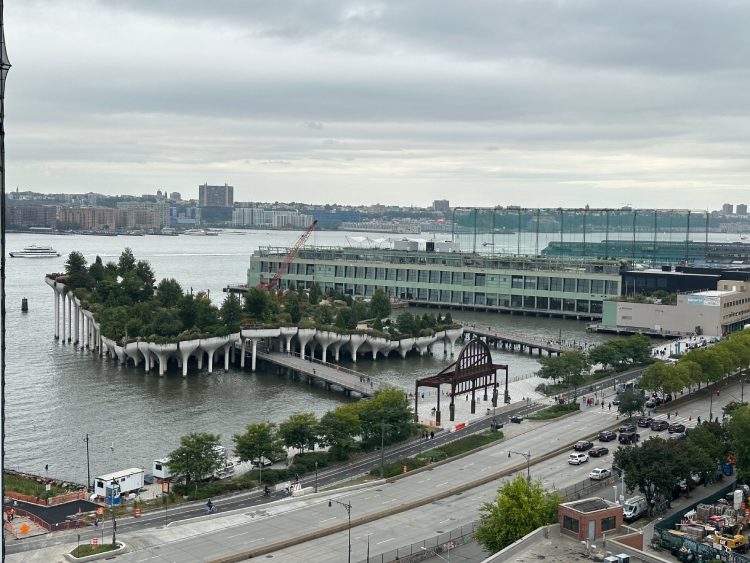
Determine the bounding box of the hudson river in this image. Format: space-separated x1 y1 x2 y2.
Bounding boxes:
5 230 610 483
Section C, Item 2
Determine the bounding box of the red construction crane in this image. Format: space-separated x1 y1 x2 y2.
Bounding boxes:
258 220 318 290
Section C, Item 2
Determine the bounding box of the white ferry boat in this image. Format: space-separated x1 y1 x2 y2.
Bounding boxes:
183 229 219 236
9 245 61 258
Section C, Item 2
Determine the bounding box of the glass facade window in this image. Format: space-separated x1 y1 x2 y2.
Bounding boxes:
590 301 603 314
576 300 590 313
511 275 524 289
537 276 550 291
397 269 407 281
577 279 590 293
463 292 472 305
591 279 605 294
550 277 562 292
430 270 440 283
499 295 510 307
606 280 619 295
429 289 439 301
563 298 576 311
524 296 536 309
440 290 452 302
452 272 462 284
487 296 497 306
408 270 417 282
524 276 537 290
563 278 576 292
549 298 562 310
418 288 428 299
387 268 397 280
475 274 486 287
475 293 486 305
601 516 616 532
537 297 549 309
511 295 523 308
376 268 386 280
441 271 452 284
452 291 462 302
419 270 429 282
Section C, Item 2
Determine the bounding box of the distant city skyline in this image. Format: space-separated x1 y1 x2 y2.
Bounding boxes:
6 1 750 207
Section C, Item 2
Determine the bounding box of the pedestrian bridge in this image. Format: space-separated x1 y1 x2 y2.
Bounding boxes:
254 351 390 398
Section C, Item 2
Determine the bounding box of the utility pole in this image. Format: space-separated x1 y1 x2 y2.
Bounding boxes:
380 420 385 478
0 11 10 562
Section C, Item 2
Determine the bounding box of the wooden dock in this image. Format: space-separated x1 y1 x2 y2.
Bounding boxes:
462 326 572 356
255 351 389 397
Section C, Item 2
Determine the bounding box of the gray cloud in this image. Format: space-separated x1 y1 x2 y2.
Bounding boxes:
4 1 750 207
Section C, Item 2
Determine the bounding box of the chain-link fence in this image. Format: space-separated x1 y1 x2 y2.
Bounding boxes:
359 521 479 563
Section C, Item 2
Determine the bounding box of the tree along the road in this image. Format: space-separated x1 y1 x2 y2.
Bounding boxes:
728 405 750 483
475 475 561 553
278 412 318 455
537 351 589 397
233 422 286 483
167 433 225 486
317 405 361 459
618 388 646 420
613 436 682 513
357 388 415 448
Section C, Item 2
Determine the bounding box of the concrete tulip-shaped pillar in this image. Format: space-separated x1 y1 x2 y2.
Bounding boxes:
61 290 67 342
150 343 178 376
178 339 200 376
54 287 60 339
137 341 151 371
366 336 388 360
67 293 73 342
199 337 225 374
281 327 297 354
124 342 141 367
330 335 347 362
348 334 367 363
380 340 398 359
414 335 438 356
296 329 316 360
398 337 416 359
315 331 340 364
444 328 463 357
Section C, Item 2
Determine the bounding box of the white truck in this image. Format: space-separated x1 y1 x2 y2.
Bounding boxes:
622 495 648 521
94 468 145 501
153 446 234 482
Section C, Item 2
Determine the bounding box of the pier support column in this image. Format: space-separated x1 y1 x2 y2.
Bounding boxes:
53 289 60 339
223 343 232 371
178 340 199 376
240 338 247 368
252 339 258 372
67 293 72 342
61 292 67 342
73 301 80 345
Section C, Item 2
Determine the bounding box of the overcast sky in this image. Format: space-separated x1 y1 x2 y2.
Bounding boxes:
5 1 750 208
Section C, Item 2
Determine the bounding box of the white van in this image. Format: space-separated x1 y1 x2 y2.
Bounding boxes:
623 495 648 521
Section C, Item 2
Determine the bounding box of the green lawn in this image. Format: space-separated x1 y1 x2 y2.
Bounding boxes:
527 403 580 420
3 473 68 499
70 543 120 558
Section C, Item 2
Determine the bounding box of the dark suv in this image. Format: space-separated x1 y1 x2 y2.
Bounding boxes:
574 440 594 451
598 430 617 442
650 420 669 431
619 424 636 434
668 423 686 434
637 417 654 428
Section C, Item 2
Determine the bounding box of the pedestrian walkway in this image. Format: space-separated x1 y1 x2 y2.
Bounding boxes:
3 516 48 541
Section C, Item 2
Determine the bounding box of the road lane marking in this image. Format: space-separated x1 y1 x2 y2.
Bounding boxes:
227 531 251 539
319 517 338 523
382 499 396 504
436 481 449 487
377 538 395 545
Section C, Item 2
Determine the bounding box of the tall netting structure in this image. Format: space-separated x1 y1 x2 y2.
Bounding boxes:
450 207 715 266
1 3 10 560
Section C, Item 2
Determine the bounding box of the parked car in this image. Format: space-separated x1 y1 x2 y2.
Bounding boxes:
574 440 594 451
589 446 609 457
589 467 612 480
619 424 636 434
650 419 669 431
619 431 640 445
638 417 654 428
598 430 617 442
568 452 589 465
612 397 621 406
510 414 524 423
668 423 686 434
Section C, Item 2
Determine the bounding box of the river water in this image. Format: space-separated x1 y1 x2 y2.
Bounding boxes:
3 229 642 483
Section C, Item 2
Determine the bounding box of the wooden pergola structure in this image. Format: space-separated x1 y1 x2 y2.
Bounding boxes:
415 338 509 425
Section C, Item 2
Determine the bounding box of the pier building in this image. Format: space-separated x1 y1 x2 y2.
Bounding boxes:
247 246 622 320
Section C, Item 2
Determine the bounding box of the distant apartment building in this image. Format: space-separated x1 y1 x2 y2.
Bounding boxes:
7 205 58 229
232 207 313 229
115 208 161 231
722 203 734 215
432 199 450 213
199 183 234 208
737 204 748 215
169 192 182 201
169 206 201 226
57 207 117 231
339 220 421 234
116 201 169 227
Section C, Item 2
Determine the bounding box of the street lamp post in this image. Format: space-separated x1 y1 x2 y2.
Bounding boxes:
507 450 531 479
109 479 119 546
314 461 318 493
84 434 91 492
328 498 352 563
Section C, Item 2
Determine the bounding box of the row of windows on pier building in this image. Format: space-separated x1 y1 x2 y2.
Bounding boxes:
281 277 605 314
260 261 619 295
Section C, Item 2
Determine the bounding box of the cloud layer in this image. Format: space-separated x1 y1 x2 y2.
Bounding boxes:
5 1 750 207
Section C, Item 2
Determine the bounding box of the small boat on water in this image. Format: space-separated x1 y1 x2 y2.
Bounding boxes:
183 229 219 236
9 244 61 258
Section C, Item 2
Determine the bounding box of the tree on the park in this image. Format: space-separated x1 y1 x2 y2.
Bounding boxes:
220 292 244 332
166 433 224 486
475 475 561 553
356 388 414 447
369 289 391 320
278 412 318 455
728 405 750 483
156 278 184 308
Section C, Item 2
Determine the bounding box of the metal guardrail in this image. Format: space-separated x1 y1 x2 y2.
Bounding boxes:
360 521 479 563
